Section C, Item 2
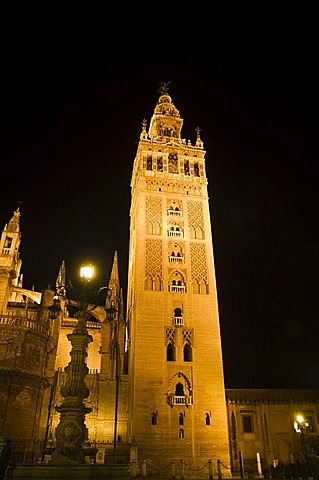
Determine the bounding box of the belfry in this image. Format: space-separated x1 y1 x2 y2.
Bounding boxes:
126 84 231 467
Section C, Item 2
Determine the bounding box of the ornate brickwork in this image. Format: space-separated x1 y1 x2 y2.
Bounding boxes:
190 243 208 282
145 239 163 278
182 329 192 345
145 196 162 226
146 180 201 196
187 201 205 238
165 327 175 345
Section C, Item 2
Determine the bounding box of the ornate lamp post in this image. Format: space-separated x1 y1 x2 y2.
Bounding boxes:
294 414 310 474
50 265 95 464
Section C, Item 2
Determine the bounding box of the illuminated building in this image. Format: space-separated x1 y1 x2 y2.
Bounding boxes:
0 87 318 476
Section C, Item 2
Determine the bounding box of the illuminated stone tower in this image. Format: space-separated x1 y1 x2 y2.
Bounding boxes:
0 208 22 312
126 86 231 469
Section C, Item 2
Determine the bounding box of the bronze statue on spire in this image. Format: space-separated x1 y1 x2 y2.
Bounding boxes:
158 81 171 95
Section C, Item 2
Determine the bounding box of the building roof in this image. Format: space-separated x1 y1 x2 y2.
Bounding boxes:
226 388 319 404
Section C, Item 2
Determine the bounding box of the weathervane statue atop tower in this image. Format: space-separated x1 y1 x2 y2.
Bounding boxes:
158 81 171 95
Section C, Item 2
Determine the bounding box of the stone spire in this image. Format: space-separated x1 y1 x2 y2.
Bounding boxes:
0 208 22 312
56 260 66 298
105 251 120 309
6 208 21 233
148 83 184 140
140 118 148 140
195 126 204 148
0 208 21 257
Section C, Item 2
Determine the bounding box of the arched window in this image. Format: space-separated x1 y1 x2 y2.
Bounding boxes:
184 343 192 362
194 162 200 176
205 413 211 426
179 413 184 426
147 156 153 170
154 276 161 292
147 221 153 234
174 308 182 317
192 279 200 294
200 279 208 295
167 343 175 361
155 222 162 235
145 276 153 291
151 412 157 425
169 243 183 263
169 272 186 293
179 428 184 439
175 382 184 396
196 226 204 239
157 157 163 171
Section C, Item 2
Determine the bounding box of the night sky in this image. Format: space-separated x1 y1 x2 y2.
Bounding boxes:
0 15 318 389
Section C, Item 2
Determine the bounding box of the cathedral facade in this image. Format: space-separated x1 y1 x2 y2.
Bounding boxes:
0 87 318 476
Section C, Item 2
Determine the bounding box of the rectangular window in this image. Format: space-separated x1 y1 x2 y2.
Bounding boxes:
305 415 315 432
242 415 254 433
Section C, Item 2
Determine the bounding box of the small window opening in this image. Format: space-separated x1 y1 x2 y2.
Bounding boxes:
184 343 192 362
167 343 175 361
4 236 12 249
151 412 157 425
147 156 152 170
179 412 184 426
205 413 211 426
242 415 253 433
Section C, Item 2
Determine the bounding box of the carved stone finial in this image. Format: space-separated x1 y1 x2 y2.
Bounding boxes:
141 118 147 130
195 126 201 138
158 81 171 95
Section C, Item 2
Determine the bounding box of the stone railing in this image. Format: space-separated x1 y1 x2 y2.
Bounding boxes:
168 395 193 406
61 318 101 329
167 209 182 216
173 316 183 326
169 255 183 263
0 315 48 334
169 285 186 293
167 230 183 237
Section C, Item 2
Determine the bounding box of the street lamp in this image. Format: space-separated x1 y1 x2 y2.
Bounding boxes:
80 265 94 281
50 264 96 464
294 414 310 474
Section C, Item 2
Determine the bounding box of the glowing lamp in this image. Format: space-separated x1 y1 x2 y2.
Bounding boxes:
296 415 304 424
80 266 94 280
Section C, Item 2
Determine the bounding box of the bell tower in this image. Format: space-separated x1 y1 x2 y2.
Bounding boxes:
126 85 230 468
0 208 22 312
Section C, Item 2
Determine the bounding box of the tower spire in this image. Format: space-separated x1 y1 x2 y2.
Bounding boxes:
6 208 21 233
56 260 66 298
0 208 22 312
106 251 120 308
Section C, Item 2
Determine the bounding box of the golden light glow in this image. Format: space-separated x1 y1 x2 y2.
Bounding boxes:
296 415 304 424
80 266 94 280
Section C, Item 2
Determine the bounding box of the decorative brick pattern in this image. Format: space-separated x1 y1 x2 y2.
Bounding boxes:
187 201 204 232
190 243 208 282
145 196 162 225
165 327 175 345
145 239 163 277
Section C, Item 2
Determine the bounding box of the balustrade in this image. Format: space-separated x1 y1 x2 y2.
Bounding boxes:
169 285 186 293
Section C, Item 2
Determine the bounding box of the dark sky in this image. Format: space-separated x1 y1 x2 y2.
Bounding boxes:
0 15 318 389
